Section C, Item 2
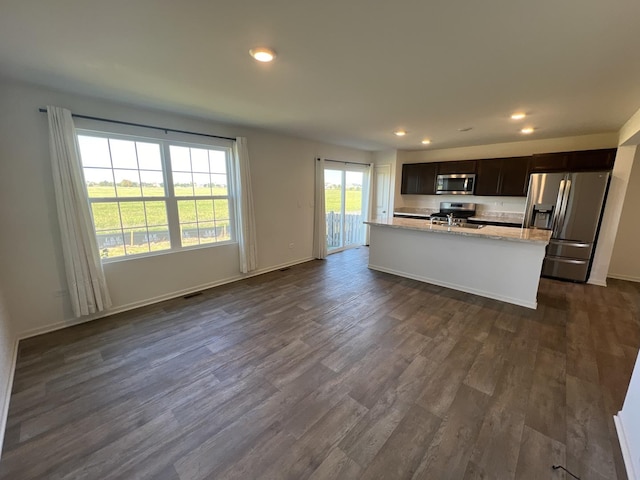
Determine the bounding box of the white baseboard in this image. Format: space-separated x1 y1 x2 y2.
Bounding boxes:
368 264 537 309
608 273 640 283
587 278 608 287
17 256 315 341
0 335 19 459
614 412 637 480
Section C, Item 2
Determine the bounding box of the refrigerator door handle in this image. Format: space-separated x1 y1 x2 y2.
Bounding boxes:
556 179 572 235
551 179 566 234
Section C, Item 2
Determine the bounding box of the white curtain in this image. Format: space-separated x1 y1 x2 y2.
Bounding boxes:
313 158 327 259
233 137 258 273
47 106 112 317
364 164 374 245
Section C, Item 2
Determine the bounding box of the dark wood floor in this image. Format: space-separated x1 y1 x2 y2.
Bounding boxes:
1 247 638 479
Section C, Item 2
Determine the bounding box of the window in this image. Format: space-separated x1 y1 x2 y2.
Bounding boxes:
77 131 234 261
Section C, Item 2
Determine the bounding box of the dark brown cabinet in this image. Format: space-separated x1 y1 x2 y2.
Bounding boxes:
475 157 530 196
474 159 503 196
530 148 615 173
399 148 615 197
400 163 437 195
436 160 477 175
567 149 616 171
500 157 530 196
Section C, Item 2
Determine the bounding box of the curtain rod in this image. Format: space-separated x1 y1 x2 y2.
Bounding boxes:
38 108 236 142
321 158 372 167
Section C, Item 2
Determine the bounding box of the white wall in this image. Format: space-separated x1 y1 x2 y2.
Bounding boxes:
394 133 619 214
608 149 640 282
0 281 16 458
0 79 371 337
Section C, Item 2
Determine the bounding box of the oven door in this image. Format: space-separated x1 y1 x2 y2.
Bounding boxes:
436 174 475 195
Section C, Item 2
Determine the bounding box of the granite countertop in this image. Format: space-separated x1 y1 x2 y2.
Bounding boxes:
468 213 525 225
365 217 551 245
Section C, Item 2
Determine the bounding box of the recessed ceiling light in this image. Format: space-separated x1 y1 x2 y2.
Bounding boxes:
421 139 431 145
521 127 535 134
249 47 276 62
457 127 473 132
394 130 407 137
511 112 526 120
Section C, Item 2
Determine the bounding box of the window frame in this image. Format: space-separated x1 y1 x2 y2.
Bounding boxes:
76 128 237 263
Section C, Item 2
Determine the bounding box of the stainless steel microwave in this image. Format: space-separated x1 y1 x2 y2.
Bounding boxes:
436 174 476 195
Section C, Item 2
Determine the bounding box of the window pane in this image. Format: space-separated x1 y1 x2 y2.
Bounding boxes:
95 230 125 259
215 221 231 241
148 230 171 252
144 201 168 227
91 203 121 230
214 199 229 221
191 148 210 173
211 174 228 196
119 202 146 228
209 151 226 174
173 172 193 196
114 169 142 197
123 228 150 255
84 168 116 197
110 139 138 169
139 170 165 197
198 221 215 244
78 136 112 168
193 173 211 196
136 142 162 170
180 223 199 247
177 200 197 223
170 146 191 171
196 199 214 222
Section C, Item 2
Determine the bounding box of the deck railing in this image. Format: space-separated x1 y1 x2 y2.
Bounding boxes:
326 211 363 249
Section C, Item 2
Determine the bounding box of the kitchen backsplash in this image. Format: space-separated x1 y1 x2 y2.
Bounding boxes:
398 195 526 214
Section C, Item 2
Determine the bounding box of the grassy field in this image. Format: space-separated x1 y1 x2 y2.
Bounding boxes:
324 189 363 214
89 184 362 258
88 185 230 234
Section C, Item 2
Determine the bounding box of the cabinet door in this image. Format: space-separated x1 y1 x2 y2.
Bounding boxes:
567 149 616 171
417 163 437 194
401 163 421 194
436 160 477 175
474 158 502 196
529 152 569 173
500 157 530 196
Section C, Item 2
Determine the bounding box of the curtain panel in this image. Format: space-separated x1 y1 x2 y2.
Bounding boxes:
233 137 258 273
313 158 328 259
47 106 112 317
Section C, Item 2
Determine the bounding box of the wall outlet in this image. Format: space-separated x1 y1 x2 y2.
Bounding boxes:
288 242 294 249
53 289 67 298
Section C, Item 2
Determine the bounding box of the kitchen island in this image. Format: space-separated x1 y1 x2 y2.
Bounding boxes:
365 217 551 309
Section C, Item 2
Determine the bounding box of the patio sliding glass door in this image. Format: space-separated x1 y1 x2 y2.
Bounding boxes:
324 163 369 253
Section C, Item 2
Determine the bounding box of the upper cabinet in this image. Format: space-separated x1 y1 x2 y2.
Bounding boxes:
475 157 530 196
530 148 616 173
400 162 437 195
400 148 616 197
436 160 477 175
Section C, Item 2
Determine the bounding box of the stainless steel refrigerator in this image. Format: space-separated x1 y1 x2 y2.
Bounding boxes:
524 171 610 282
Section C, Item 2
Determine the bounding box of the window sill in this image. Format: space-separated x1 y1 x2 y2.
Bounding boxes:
101 240 238 264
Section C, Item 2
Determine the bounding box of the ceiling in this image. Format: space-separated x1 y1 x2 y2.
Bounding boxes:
1 0 640 151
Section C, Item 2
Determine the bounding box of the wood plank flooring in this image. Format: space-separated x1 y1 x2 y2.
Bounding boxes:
1 247 638 479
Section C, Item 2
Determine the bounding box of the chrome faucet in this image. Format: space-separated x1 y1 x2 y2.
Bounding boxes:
447 213 454 226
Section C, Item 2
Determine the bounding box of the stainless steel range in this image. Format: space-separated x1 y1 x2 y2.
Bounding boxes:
430 202 476 224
